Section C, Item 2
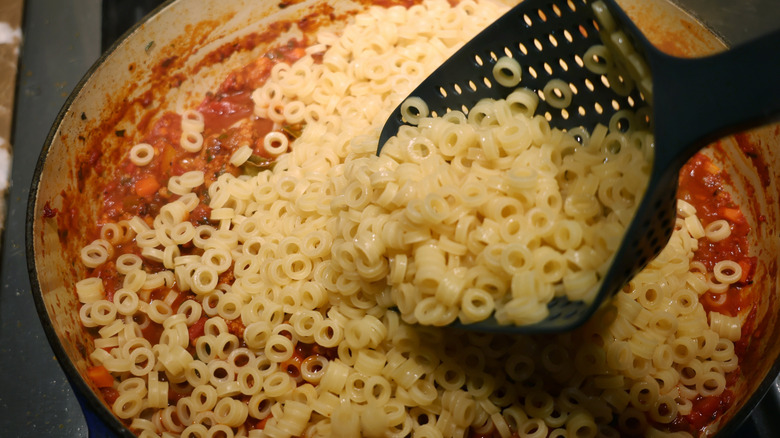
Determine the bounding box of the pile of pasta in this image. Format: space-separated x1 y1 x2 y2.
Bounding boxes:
74 0 745 437
336 89 653 326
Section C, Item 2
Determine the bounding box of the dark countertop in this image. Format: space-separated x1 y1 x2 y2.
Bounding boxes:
1 1 99 436
1 0 778 437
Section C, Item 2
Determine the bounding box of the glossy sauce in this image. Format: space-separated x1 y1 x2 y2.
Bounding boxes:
670 151 756 435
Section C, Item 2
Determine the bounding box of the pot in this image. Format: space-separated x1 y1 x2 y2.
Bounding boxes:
25 0 780 436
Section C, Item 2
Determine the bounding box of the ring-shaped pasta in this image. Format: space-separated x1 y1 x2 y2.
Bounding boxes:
81 242 110 268
112 393 145 419
128 347 156 376
113 289 140 316
542 78 573 109
713 260 742 285
129 143 155 166
264 131 289 157
400 96 429 125
99 222 123 246
90 300 117 326
75 277 105 304
492 56 522 87
583 44 612 74
181 109 205 132
229 145 253 167
180 130 204 153
705 219 731 242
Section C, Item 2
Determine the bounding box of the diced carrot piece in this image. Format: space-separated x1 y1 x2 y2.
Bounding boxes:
188 316 208 346
739 259 754 283
87 365 115 388
720 207 742 223
159 144 177 177
135 175 160 197
255 413 273 430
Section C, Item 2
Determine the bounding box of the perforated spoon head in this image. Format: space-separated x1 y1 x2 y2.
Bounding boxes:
377 0 661 333
377 0 780 334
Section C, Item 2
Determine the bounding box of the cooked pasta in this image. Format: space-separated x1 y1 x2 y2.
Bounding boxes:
129 143 155 166
493 56 523 88
73 1 752 437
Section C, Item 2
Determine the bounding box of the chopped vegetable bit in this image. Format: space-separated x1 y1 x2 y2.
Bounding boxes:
135 175 160 197
246 154 271 167
87 365 115 388
241 155 276 176
282 124 303 139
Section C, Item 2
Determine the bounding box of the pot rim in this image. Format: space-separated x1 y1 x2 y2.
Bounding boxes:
23 0 780 436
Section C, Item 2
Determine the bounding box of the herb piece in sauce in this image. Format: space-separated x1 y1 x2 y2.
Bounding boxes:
282 124 303 139
115 130 125 137
241 155 276 176
246 155 272 167
145 41 155 52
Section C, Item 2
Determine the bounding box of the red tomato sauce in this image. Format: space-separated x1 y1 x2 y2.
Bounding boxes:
677 153 756 318
73 38 314 415
96 38 308 227
661 151 757 436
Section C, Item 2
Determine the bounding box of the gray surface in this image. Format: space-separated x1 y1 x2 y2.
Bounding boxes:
1 0 779 437
0 1 100 436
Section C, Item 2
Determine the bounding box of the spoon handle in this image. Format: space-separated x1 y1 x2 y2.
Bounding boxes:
652 28 780 172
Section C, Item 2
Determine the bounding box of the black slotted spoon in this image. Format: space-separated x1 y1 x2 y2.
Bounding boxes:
377 0 780 333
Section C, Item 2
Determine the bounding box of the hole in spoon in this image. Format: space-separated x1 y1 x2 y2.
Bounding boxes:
518 43 528 55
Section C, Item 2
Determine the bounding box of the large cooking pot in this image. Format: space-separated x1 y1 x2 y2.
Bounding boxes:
26 0 780 436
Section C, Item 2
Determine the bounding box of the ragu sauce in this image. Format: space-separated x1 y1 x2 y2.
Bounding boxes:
668 149 758 435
